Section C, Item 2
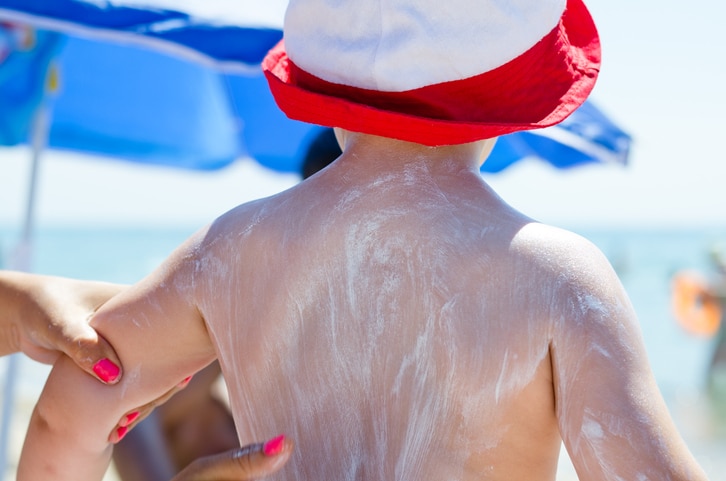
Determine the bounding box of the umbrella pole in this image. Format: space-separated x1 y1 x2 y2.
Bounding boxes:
0 103 49 478
0 354 20 477
15 102 48 273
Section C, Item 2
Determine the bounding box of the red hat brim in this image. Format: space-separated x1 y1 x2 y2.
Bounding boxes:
263 0 600 146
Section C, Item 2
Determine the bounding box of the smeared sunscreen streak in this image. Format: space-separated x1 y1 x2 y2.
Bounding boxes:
196 164 564 480
494 349 510 404
118 364 141 399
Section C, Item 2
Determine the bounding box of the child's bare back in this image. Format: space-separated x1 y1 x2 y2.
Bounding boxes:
186 133 699 480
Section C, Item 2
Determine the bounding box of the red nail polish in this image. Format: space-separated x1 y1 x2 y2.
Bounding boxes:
116 425 128 442
121 411 140 427
93 358 120 384
263 435 285 456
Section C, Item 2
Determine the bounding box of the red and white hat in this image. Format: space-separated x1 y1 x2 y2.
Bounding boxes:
263 0 600 146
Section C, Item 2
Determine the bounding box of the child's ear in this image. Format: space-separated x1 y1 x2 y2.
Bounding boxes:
479 137 499 167
333 128 346 151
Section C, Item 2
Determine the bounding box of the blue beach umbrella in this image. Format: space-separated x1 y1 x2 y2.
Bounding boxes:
1 26 632 174
0 1 631 175
0 1 631 473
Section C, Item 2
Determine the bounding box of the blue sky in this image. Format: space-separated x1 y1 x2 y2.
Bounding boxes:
1 0 725 229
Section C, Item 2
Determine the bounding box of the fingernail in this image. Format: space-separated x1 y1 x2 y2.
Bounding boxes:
93 358 120 384
121 411 140 427
116 425 128 442
263 434 285 456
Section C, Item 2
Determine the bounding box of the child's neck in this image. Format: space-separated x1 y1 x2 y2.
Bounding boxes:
335 131 486 177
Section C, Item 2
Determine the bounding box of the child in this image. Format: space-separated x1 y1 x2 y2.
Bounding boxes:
19 0 708 479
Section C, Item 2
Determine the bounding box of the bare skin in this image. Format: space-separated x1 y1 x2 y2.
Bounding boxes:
18 131 707 480
0 271 287 480
113 361 239 481
0 270 123 381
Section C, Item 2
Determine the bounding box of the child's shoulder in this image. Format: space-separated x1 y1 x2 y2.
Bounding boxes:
510 222 614 282
209 189 294 232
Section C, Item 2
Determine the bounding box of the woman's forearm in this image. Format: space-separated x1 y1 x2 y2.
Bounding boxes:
0 270 127 375
0 270 33 356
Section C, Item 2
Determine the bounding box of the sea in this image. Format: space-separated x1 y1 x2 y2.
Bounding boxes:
1 224 726 480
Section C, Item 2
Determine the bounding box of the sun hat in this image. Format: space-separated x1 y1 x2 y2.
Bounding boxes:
263 0 600 146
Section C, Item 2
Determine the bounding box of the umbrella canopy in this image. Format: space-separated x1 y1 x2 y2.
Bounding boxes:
1 0 631 176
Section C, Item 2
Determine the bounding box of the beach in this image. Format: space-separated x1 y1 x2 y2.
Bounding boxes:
2 225 726 480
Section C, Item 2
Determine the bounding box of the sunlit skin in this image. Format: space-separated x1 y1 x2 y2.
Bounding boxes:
0 271 293 480
0 271 123 379
19 131 706 481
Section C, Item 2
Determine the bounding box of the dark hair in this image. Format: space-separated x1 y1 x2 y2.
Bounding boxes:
301 128 342 179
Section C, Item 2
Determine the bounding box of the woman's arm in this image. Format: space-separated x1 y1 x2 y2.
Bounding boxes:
17 232 218 480
0 270 124 383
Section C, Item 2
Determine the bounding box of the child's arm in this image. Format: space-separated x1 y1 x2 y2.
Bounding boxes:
17 231 218 480
550 238 707 480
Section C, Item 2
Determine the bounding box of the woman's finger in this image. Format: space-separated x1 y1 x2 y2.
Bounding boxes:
109 375 194 442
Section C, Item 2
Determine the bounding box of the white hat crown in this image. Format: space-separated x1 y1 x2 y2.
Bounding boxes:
284 0 567 92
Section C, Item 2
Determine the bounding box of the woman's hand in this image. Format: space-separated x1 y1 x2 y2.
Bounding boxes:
171 436 293 481
109 375 194 443
0 271 125 383
2 272 294 481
